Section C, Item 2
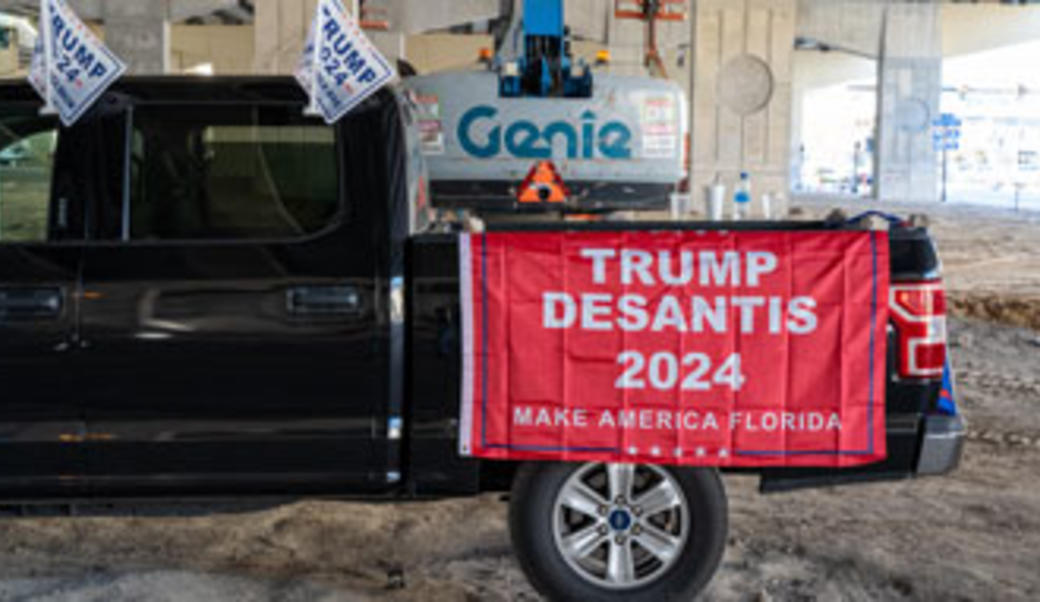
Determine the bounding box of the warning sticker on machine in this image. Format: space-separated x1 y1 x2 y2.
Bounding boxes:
642 96 678 159
419 120 445 155
643 134 678 159
414 93 445 155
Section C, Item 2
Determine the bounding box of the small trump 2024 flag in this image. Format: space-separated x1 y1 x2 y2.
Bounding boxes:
29 0 127 127
295 0 396 124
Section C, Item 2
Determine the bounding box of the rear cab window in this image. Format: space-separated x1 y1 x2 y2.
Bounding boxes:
126 104 341 241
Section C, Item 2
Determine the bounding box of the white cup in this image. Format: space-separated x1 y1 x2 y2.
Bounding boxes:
705 183 726 221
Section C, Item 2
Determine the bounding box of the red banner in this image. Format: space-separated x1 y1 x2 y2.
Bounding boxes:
459 230 889 467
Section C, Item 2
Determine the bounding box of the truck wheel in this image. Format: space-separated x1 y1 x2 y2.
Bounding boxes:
510 462 727 602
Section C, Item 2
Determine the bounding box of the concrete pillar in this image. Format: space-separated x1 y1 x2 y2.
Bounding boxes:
102 0 170 75
875 3 942 203
688 0 797 205
253 0 318 74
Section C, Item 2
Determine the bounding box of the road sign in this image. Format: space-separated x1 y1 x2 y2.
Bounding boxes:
933 113 962 128
932 112 961 153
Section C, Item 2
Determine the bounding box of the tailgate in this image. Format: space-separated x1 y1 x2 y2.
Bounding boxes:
760 224 963 492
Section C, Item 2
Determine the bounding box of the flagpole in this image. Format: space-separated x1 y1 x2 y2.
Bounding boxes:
305 1 323 117
39 0 57 115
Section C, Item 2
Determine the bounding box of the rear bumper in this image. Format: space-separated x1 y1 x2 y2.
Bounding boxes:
758 413 964 493
916 414 965 476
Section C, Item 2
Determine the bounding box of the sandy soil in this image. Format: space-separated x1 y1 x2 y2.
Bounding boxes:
0 199 1036 602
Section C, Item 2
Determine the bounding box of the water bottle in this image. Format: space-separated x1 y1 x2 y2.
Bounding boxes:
733 172 751 220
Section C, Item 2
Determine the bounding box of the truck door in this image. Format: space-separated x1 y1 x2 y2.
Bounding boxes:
78 101 393 496
0 104 87 493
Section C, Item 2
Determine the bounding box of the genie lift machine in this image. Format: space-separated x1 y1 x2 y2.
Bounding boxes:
403 0 687 214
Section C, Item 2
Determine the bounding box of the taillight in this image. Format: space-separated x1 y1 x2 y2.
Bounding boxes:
890 281 947 379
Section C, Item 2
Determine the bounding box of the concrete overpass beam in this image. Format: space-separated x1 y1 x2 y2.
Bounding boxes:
377 0 500 34
102 0 170 74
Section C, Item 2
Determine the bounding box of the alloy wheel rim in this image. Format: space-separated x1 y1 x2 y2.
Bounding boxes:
551 463 690 590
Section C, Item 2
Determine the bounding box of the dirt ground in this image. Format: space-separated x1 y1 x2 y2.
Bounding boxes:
0 199 1036 602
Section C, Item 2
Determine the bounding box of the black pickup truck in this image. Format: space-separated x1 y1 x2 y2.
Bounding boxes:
0 77 963 602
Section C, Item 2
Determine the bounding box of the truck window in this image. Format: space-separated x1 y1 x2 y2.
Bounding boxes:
129 105 340 240
0 112 58 243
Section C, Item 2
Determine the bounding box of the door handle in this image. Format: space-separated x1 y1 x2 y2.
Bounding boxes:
287 285 361 316
0 288 63 320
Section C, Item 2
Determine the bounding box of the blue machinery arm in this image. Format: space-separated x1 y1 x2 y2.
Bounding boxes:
498 0 593 98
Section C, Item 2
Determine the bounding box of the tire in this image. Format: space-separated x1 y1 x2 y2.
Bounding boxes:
509 462 727 602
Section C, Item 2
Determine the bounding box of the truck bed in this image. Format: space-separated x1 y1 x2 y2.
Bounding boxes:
405 217 949 496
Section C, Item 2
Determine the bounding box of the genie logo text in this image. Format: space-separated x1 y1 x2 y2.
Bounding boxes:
457 106 633 160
